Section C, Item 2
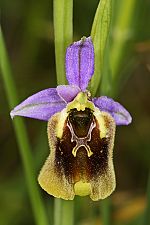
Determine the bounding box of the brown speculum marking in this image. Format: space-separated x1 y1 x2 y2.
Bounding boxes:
55 108 109 184
67 108 95 157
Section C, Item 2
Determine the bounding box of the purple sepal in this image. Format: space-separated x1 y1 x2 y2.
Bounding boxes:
57 85 80 103
66 37 94 91
93 96 132 125
10 88 66 121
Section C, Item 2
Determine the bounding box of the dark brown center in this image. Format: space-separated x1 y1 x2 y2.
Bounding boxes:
54 108 109 183
68 108 93 137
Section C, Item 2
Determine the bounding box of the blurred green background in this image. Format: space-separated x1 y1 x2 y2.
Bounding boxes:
0 0 150 224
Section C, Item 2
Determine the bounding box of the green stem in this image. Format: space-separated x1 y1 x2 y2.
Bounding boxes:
53 0 73 85
54 198 62 225
62 200 74 225
54 199 74 225
0 26 49 225
101 198 111 225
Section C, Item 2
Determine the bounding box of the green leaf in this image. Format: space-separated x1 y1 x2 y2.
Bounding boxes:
54 0 73 85
90 0 112 96
109 0 137 94
0 26 49 225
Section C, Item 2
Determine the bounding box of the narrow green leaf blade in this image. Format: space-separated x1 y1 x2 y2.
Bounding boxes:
109 0 137 94
0 26 49 225
90 0 112 96
54 0 73 85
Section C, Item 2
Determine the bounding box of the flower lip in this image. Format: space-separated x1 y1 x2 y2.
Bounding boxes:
38 104 116 200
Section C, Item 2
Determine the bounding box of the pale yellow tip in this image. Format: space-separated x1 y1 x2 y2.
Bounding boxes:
74 181 91 196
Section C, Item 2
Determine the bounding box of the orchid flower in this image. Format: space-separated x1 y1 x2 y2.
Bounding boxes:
10 37 132 201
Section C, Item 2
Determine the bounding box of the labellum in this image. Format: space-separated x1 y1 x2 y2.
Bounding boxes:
38 92 116 201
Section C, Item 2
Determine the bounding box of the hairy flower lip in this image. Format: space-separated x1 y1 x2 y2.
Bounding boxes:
38 104 116 200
